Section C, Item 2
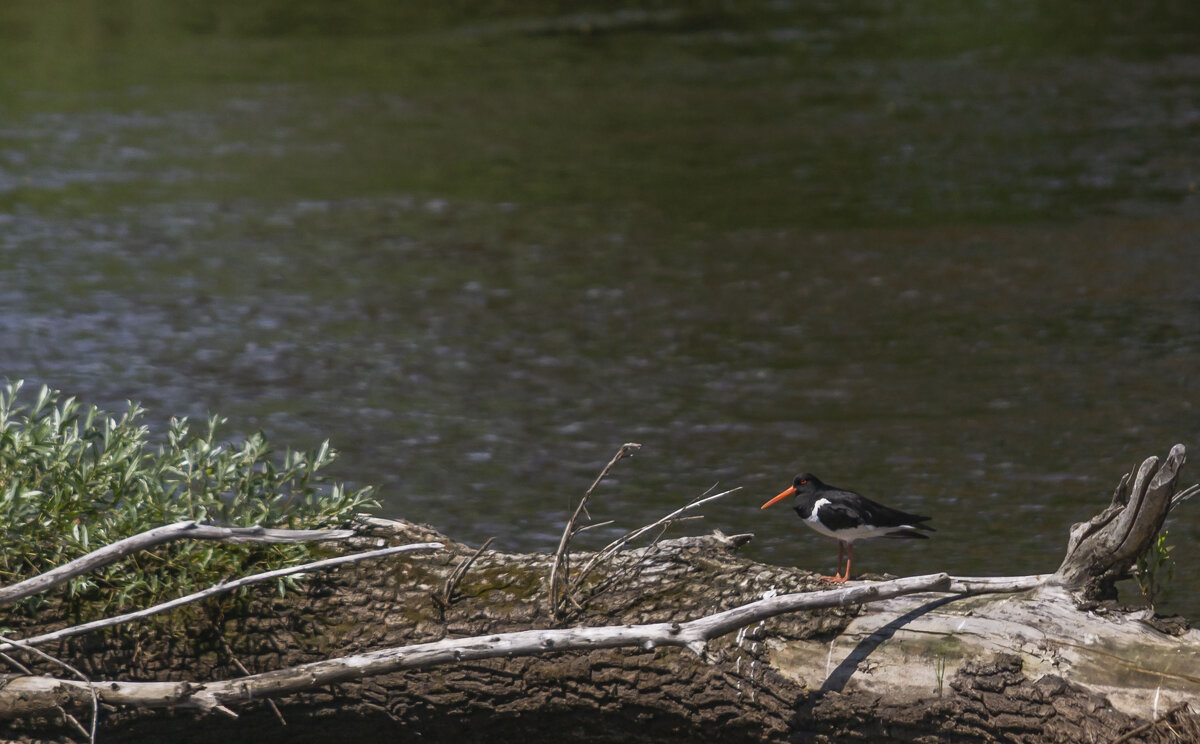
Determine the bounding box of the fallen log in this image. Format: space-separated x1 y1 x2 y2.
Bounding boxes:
0 447 1197 743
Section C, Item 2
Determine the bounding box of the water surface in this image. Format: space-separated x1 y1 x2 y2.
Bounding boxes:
2 2 1199 615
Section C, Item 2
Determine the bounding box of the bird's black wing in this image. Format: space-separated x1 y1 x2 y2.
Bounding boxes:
813 499 870 531
859 498 935 532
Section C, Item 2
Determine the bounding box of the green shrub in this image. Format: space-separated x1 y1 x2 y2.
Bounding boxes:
0 381 378 619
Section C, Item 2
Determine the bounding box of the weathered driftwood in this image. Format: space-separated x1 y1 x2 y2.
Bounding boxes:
0 521 358 607
796 581 1200 724
0 448 1197 743
1053 443 1189 600
799 446 1200 731
0 573 953 719
1 542 444 653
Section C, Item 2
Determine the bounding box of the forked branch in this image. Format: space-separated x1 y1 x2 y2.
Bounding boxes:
548 444 742 622
548 443 641 619
564 486 742 613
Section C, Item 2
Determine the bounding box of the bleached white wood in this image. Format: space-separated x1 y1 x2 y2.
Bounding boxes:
0 542 444 652
946 574 1049 593
0 521 358 607
0 572 953 716
769 582 1200 720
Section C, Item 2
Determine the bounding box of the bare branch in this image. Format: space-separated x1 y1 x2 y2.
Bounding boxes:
440 537 495 607
0 653 30 675
1110 703 1194 744
1170 482 1200 509
548 443 641 620
1 542 443 652
574 486 742 588
0 635 98 743
0 572 956 718
0 520 358 607
558 487 743 617
219 636 286 726
945 574 1049 593
571 520 616 535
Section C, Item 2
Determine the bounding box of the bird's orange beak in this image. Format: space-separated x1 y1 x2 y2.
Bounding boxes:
760 486 795 509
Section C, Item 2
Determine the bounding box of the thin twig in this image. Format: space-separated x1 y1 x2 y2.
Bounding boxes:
0 651 32 675
568 492 737 612
441 537 496 606
570 486 741 597
597 488 739 560
59 710 92 741
0 634 98 744
0 650 71 731
0 542 443 652
1111 719 1154 744
548 443 641 620
1170 483 1200 509
0 520 358 607
571 520 616 535
220 637 286 726
1111 703 1192 744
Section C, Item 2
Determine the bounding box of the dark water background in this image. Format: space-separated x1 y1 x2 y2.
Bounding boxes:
2 2 1200 615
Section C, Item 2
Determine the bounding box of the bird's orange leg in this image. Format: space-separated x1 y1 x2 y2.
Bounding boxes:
822 541 849 583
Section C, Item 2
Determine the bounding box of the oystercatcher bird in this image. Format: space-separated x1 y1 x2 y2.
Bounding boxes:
760 472 934 583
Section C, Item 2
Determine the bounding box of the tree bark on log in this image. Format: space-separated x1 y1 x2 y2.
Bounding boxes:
2 449 1199 743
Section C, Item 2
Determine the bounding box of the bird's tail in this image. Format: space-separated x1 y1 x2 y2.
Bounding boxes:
882 524 934 539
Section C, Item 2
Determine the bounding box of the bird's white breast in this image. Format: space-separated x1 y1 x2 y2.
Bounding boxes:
803 498 841 537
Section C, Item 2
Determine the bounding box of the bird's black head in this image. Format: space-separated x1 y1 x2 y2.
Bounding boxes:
792 472 824 496
761 471 825 510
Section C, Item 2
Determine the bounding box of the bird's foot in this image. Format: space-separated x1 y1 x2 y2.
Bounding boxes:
820 573 849 583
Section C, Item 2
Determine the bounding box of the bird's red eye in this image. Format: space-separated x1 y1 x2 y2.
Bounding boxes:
799 479 807 485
